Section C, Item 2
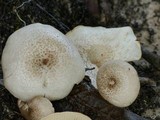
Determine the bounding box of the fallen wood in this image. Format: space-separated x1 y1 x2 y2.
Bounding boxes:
53 76 147 120
0 76 148 120
142 45 160 70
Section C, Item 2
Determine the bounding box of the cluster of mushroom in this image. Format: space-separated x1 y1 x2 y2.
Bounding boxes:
1 23 142 120
66 25 141 107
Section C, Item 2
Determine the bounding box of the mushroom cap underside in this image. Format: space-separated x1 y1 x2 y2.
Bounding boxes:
66 25 142 67
41 112 91 120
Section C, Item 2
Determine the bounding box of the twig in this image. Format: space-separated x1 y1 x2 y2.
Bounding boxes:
16 0 32 9
85 67 95 71
13 0 32 26
14 9 26 26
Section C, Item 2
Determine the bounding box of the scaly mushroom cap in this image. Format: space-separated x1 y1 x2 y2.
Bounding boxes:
2 23 85 101
41 112 91 120
97 60 140 107
18 96 55 120
66 25 141 88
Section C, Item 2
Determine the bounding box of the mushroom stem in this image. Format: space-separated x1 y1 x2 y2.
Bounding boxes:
18 96 55 120
109 79 116 86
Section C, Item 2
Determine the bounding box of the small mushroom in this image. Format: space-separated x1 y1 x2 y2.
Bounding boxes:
41 112 91 120
18 96 91 120
18 96 55 120
97 60 140 107
66 25 141 67
2 23 85 101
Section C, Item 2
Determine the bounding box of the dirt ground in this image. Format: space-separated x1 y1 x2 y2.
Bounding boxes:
0 0 160 120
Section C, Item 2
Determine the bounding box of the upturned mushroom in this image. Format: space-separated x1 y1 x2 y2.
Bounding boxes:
18 96 91 120
66 25 141 67
66 25 141 87
2 23 85 101
96 60 140 107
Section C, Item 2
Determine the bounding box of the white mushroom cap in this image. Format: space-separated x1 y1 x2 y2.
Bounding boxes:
97 60 140 107
66 25 141 67
2 23 85 101
18 96 55 120
41 112 91 120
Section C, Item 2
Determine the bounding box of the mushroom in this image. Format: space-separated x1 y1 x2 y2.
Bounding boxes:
2 23 85 101
18 96 91 120
41 112 91 120
18 96 55 120
66 25 141 67
96 60 140 107
66 25 141 87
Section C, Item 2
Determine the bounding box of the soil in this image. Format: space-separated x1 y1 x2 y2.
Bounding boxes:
0 0 160 120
